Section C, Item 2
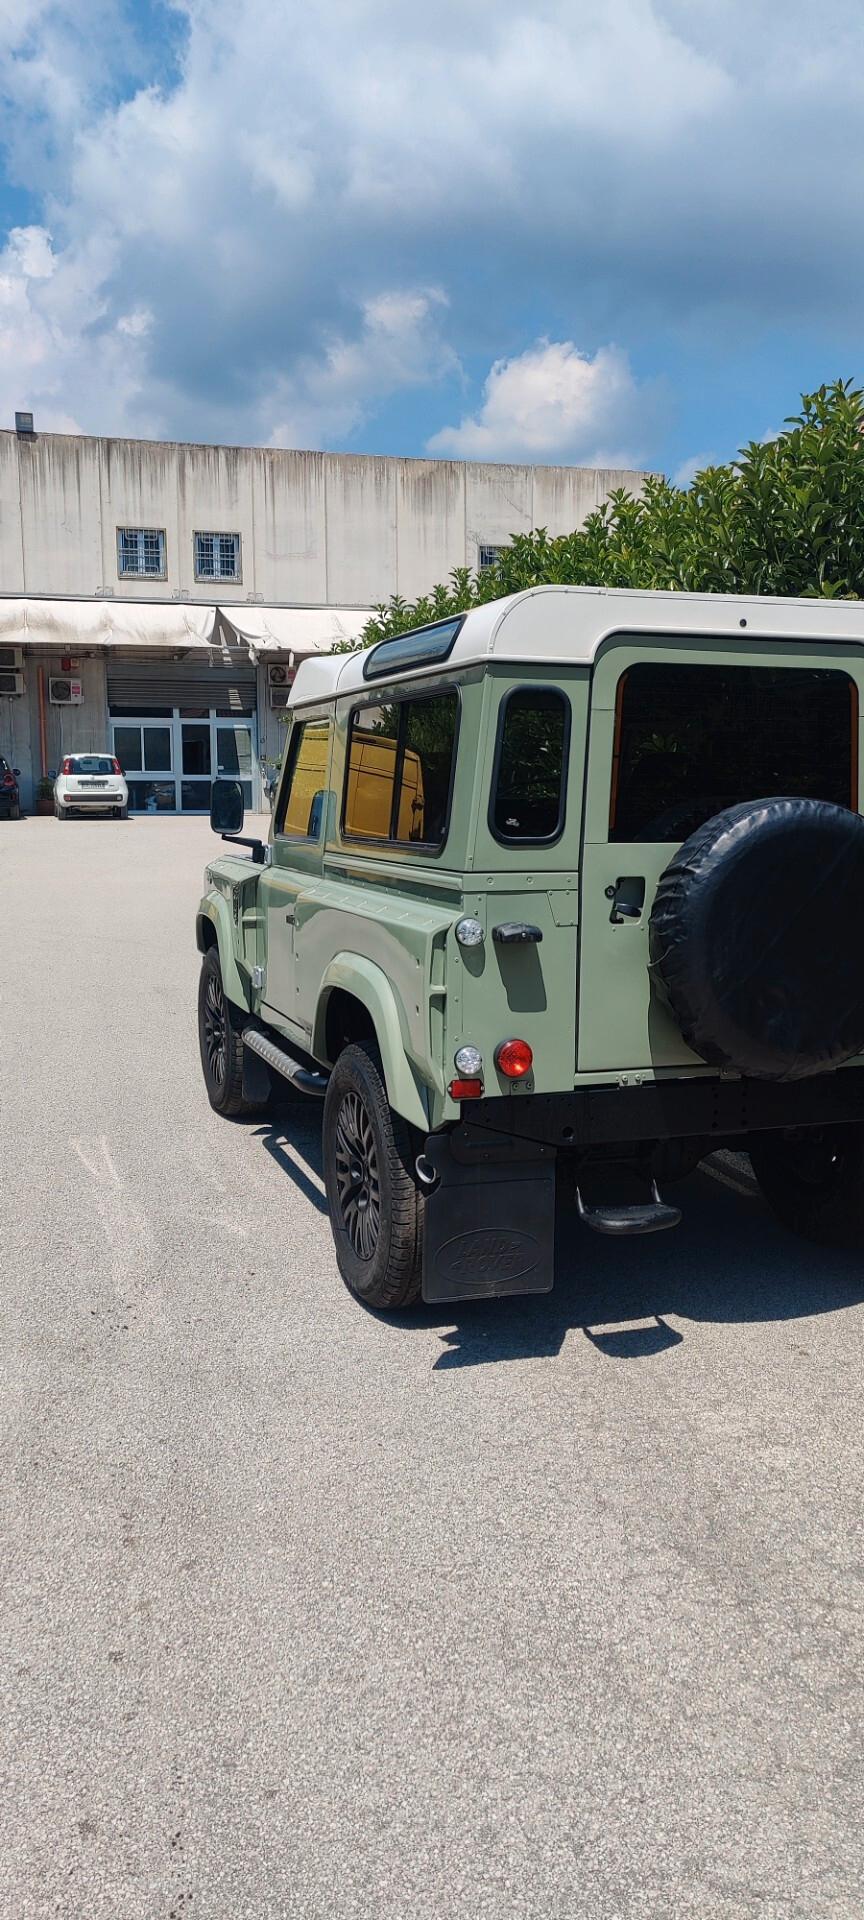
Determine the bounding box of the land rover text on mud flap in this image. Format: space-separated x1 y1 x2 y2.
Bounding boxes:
196 585 864 1310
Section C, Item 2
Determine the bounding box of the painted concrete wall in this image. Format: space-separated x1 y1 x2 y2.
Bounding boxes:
5 653 109 809
0 430 646 608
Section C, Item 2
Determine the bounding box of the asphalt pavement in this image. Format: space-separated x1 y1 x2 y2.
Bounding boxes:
2 814 864 1920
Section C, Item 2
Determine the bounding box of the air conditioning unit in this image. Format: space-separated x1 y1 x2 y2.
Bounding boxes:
0 669 24 697
268 662 296 709
49 676 83 706
0 645 23 671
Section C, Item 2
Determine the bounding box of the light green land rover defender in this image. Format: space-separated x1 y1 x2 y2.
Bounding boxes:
196 585 864 1309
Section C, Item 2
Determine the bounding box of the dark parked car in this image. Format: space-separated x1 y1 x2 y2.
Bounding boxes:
0 756 21 819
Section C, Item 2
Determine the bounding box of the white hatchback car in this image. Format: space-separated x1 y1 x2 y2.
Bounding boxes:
54 753 129 819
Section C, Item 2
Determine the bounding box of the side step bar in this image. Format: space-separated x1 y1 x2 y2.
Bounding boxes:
576 1180 681 1237
242 1025 328 1098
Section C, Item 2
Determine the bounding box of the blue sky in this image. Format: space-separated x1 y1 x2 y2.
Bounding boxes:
1 0 863 484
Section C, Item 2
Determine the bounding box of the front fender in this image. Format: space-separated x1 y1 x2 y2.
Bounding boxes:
314 953 430 1131
196 894 251 1015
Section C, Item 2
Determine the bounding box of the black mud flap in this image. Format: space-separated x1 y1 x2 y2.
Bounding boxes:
422 1129 555 1304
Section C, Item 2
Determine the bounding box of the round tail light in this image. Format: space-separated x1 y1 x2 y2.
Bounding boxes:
495 1038 533 1079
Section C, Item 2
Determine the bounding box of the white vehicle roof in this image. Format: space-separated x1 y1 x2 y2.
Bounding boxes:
288 582 864 709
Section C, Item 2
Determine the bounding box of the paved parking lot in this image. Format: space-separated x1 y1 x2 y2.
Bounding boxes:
2 813 864 1919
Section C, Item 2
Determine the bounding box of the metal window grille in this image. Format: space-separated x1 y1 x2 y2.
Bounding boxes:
117 528 166 577
195 532 241 580
478 544 504 571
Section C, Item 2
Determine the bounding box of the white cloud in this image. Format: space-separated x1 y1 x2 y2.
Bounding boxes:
0 223 157 435
267 288 458 448
428 341 655 465
0 0 863 446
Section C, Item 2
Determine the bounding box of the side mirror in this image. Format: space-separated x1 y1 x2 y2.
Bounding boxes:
13 769 20 778
211 778 244 836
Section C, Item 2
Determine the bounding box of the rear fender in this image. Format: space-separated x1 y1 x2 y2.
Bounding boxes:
314 953 430 1131
196 894 251 1015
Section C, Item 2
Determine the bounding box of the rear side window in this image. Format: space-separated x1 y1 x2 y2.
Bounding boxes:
277 717 330 838
610 663 858 843
490 687 570 844
343 691 458 847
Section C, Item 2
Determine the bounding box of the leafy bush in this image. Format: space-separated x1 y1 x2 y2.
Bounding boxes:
345 381 864 650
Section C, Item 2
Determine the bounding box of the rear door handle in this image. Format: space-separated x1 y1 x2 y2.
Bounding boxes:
605 877 646 924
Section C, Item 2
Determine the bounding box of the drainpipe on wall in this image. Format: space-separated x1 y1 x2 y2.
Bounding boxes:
37 665 48 777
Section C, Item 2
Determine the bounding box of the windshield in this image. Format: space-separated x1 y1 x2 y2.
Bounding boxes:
69 755 115 775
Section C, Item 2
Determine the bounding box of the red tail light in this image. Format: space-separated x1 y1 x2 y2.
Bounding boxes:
448 1077 484 1101
112 757 122 775
1 770 14 787
495 1038 534 1080
61 757 73 775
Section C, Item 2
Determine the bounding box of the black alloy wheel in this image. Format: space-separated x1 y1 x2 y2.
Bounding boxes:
334 1088 382 1261
203 962 227 1092
322 1041 423 1309
197 945 253 1116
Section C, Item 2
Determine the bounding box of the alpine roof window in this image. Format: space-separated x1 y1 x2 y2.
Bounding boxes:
363 618 463 681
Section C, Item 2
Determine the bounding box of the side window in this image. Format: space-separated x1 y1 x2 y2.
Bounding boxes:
343 691 458 847
490 687 569 844
276 717 330 839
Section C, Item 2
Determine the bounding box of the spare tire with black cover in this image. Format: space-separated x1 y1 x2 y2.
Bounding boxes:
649 797 864 1081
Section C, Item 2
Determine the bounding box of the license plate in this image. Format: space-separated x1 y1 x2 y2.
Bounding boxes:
84 780 107 787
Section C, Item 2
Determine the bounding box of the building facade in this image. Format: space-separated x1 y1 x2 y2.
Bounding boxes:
0 425 646 812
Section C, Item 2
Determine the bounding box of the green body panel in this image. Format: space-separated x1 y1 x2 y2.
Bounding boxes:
197 856 265 1013
197 627 864 1128
313 953 435 1131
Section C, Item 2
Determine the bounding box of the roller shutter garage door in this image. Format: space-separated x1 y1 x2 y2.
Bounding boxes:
107 655 256 711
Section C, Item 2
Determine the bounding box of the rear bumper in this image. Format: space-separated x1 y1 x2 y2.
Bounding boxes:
463 1067 864 1150
59 795 125 808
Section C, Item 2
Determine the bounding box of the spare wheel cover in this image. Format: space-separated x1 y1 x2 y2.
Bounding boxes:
648 796 864 1081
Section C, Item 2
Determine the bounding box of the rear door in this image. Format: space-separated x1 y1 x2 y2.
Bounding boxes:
577 636 862 1074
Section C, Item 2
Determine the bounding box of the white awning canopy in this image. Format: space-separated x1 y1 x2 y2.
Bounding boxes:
0 598 218 650
0 596 371 658
216 605 371 655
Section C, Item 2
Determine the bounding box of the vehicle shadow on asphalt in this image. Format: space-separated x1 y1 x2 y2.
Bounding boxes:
252 1108 329 1215
247 1118 864 1369
428 1158 864 1369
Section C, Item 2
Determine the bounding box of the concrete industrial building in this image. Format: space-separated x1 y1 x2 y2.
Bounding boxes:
0 423 645 812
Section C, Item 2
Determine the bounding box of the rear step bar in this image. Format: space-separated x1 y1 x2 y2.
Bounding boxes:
242 1026 328 1098
576 1181 681 1237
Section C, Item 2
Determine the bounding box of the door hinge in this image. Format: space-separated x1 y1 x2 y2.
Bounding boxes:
251 965 265 991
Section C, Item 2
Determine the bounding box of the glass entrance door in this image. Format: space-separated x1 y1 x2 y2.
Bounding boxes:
180 720 212 812
216 721 253 806
112 710 257 812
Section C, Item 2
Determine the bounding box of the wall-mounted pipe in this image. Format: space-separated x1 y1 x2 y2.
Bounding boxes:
37 665 48 777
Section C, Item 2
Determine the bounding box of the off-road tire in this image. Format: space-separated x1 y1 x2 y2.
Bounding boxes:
322 1041 423 1309
750 1124 864 1247
198 946 255 1118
